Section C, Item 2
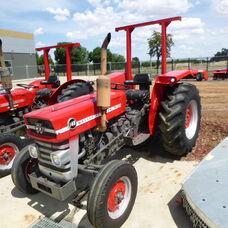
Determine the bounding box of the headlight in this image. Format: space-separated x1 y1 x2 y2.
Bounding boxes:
170 77 176 83
50 149 70 167
51 154 61 167
28 144 39 158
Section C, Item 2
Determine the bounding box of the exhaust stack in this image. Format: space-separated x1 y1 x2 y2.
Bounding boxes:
0 39 14 111
96 33 111 132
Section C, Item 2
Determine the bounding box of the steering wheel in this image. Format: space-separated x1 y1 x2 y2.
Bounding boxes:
16 84 39 89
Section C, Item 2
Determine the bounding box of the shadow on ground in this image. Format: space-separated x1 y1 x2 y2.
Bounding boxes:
168 191 193 228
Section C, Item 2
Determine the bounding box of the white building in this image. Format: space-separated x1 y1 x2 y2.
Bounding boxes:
0 29 37 79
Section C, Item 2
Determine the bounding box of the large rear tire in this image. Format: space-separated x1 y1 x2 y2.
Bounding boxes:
87 160 138 228
11 146 39 194
158 83 201 156
0 134 23 173
57 82 94 103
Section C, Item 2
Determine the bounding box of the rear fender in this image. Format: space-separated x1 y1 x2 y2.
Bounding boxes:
149 69 200 134
48 79 87 105
149 83 168 134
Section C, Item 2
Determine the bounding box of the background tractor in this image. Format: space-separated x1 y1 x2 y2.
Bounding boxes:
12 16 204 228
0 41 81 174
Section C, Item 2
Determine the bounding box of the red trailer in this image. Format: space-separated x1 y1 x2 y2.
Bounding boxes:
12 17 204 228
213 68 228 80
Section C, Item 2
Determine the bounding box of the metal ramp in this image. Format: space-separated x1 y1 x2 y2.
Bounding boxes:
28 217 77 228
182 137 228 228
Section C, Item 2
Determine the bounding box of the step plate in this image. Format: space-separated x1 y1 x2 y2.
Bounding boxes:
29 217 77 228
182 137 228 228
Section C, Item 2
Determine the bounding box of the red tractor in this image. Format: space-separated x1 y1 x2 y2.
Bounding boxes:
12 17 202 227
0 42 80 174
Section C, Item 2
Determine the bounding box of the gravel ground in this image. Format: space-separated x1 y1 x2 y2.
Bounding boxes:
182 80 228 161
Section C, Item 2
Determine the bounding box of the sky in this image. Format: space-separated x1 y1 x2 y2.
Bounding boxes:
1 0 228 61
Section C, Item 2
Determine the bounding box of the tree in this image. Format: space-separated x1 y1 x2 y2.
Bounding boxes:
89 47 112 63
111 53 125 62
54 42 89 64
132 57 140 68
132 57 140 62
148 31 174 72
211 48 228 61
36 53 54 65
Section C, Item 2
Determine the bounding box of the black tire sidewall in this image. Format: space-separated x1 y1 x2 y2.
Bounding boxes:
180 89 201 150
88 161 138 228
196 73 203 81
102 165 137 227
57 82 93 103
11 146 38 194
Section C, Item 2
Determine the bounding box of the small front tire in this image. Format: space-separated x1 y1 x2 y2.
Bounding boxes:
87 160 138 228
11 146 39 194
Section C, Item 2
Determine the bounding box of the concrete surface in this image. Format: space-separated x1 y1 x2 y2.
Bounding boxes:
0 140 197 228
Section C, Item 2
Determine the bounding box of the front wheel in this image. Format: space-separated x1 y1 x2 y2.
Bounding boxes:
87 160 138 228
158 83 201 156
0 134 23 173
11 146 39 194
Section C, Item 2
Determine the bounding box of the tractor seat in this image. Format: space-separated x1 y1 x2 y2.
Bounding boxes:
36 88 52 96
40 73 60 88
125 74 152 86
125 90 149 101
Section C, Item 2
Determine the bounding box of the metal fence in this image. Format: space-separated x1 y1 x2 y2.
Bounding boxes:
10 56 228 79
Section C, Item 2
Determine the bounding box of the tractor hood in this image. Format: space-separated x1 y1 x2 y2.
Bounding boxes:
0 88 33 112
24 91 127 143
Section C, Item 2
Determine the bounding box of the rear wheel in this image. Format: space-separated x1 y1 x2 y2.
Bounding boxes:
158 83 201 156
87 160 138 228
57 82 94 103
0 134 23 173
196 72 203 81
11 146 39 194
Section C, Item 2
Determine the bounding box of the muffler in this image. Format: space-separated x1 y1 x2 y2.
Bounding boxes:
96 33 111 132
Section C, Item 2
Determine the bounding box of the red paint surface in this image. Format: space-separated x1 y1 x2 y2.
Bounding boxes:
0 145 15 165
108 181 126 212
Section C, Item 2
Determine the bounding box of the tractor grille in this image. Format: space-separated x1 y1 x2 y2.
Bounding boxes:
36 140 70 172
26 117 56 138
182 193 209 228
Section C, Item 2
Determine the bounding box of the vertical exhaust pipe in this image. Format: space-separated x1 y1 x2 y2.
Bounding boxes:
96 33 111 132
0 39 15 111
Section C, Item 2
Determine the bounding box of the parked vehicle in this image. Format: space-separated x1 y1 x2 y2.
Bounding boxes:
12 17 203 227
0 41 79 173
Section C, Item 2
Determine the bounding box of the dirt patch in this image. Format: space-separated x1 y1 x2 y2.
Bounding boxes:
24 214 36 224
182 81 228 161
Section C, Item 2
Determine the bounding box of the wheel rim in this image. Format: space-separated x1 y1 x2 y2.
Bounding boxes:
185 108 192 129
25 158 37 183
107 176 132 219
185 100 198 140
0 143 19 168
